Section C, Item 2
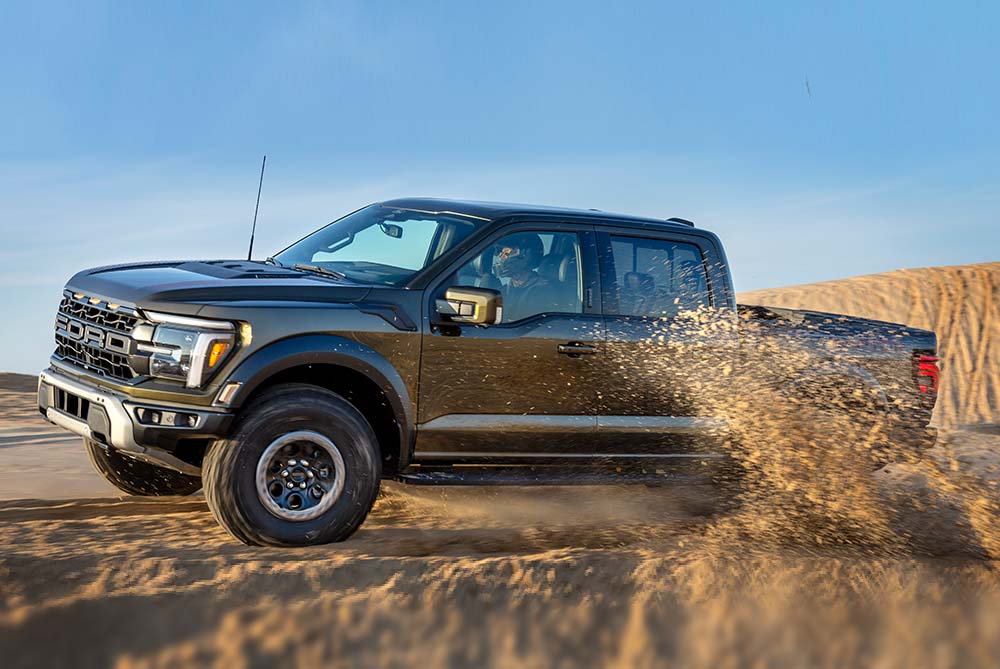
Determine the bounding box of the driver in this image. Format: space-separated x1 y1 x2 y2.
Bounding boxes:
493 233 557 322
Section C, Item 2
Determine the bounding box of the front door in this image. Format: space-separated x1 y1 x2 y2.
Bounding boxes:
415 225 605 462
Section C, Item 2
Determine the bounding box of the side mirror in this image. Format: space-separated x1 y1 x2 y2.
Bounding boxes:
435 286 502 325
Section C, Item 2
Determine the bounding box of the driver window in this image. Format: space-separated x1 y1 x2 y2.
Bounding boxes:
454 231 583 322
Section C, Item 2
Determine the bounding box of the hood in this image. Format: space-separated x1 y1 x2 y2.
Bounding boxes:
65 260 373 314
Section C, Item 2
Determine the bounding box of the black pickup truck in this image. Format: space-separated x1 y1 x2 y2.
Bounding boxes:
38 198 939 546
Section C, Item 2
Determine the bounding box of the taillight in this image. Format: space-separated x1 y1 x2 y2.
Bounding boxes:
914 354 940 394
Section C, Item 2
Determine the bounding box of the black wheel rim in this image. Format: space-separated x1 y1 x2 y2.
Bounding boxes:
254 431 346 521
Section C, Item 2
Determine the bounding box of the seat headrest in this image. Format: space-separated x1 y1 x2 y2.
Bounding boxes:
537 253 563 281
470 249 492 275
556 254 576 283
537 252 577 283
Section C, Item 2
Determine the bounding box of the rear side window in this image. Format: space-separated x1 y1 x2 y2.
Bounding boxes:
606 236 710 317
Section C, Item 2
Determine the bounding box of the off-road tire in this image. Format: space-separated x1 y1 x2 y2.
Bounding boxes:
85 439 202 496
202 384 381 547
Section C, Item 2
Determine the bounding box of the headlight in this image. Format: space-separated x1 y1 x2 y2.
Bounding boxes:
133 312 237 388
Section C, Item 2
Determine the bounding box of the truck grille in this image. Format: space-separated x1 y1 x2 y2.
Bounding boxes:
58 294 139 332
54 292 139 381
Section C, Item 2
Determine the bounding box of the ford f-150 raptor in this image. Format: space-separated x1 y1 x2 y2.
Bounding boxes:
38 198 939 546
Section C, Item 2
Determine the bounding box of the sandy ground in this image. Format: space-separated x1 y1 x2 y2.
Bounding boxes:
1 262 998 668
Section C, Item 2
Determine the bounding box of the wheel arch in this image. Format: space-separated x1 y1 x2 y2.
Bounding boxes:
221 335 415 473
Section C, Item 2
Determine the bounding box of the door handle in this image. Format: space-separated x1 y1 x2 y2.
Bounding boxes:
557 343 598 356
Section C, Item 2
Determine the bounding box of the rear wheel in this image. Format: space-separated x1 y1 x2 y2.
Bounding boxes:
202 384 381 546
85 439 202 496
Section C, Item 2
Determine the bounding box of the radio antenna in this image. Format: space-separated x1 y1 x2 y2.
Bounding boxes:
247 154 267 261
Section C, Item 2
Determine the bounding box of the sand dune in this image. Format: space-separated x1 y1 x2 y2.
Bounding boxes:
1 263 998 668
0 374 36 394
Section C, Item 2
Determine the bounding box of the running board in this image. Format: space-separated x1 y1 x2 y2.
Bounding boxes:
396 466 706 487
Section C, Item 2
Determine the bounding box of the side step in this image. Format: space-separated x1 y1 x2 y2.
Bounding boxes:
396 466 706 487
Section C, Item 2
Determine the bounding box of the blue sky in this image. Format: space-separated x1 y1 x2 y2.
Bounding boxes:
1 1 998 373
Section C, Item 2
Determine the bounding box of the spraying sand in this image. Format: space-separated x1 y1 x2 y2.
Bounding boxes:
1 262 998 668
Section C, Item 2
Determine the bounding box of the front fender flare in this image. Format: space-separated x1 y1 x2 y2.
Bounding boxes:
221 334 414 463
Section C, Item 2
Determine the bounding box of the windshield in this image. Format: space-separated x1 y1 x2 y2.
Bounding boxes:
274 204 486 286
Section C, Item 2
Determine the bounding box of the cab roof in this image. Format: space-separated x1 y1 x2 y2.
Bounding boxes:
379 197 697 230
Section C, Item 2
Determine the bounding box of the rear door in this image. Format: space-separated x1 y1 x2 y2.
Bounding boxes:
594 228 737 455
415 222 606 462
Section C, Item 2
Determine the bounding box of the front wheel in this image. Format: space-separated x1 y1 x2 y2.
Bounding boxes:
202 384 381 546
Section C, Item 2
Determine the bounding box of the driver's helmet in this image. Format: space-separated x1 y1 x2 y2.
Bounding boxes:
494 233 544 278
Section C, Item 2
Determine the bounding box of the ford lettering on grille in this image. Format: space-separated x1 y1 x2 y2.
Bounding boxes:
55 314 134 355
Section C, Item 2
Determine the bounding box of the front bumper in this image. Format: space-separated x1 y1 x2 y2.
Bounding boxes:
38 367 233 475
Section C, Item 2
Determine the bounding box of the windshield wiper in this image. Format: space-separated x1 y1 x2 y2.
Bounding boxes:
291 263 349 281
264 256 282 267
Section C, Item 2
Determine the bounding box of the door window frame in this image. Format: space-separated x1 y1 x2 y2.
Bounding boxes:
423 222 602 327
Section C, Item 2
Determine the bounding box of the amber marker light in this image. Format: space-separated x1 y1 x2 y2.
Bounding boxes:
208 341 231 368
